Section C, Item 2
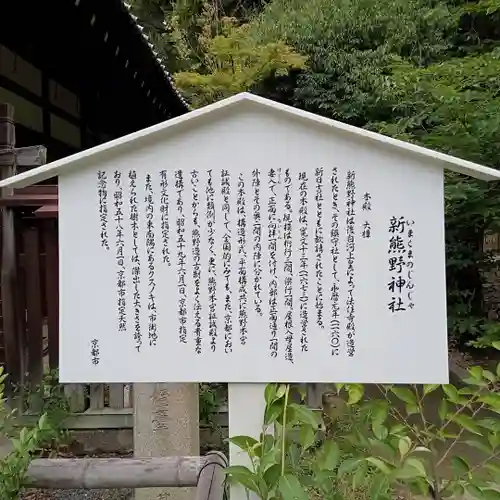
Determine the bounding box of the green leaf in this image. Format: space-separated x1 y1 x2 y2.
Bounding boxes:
299 424 317 451
371 401 389 426
405 403 419 416
288 403 321 428
452 414 482 435
390 423 406 435
263 463 281 488
404 457 427 477
479 418 500 432
466 484 484 499
338 458 361 478
492 341 500 351
469 366 484 381
316 440 340 470
438 399 448 421
482 489 500 500
334 383 344 394
479 393 500 410
370 474 389 500
366 457 392 475
373 422 389 441
465 438 492 454
451 456 470 477
276 384 288 400
224 465 263 496
264 400 283 425
264 384 278 406
352 460 368 489
347 384 364 405
390 386 417 405
442 384 460 403
423 384 439 396
278 474 309 500
228 435 259 451
483 370 497 383
485 462 500 480
398 436 412 458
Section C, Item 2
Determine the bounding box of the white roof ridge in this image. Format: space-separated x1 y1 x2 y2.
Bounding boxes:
1 92 498 189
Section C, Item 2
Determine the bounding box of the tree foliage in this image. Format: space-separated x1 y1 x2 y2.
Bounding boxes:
133 0 500 346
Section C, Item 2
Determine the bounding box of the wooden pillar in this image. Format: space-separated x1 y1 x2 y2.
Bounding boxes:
0 102 21 395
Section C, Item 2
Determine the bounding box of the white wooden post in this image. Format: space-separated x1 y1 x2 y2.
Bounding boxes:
228 383 267 500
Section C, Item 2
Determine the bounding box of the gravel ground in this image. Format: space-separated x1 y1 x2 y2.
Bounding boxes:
21 488 132 500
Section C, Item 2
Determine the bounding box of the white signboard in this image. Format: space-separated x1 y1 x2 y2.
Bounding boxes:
59 105 448 383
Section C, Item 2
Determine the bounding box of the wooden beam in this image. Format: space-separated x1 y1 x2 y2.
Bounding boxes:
34 204 58 218
0 145 47 167
26 453 228 490
16 185 58 195
0 193 58 206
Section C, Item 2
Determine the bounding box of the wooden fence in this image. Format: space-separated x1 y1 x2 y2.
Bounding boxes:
0 193 229 431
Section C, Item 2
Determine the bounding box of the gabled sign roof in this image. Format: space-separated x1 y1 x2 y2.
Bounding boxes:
1 92 499 189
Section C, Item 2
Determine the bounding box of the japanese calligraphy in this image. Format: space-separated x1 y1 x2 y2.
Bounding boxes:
113 171 127 335
284 169 294 363
191 170 202 354
388 217 415 312
206 169 217 352
252 169 263 316
145 174 158 347
268 168 279 358
330 167 341 356
298 171 309 353
159 170 171 266
221 169 233 354
237 173 248 346
129 170 142 351
97 171 109 250
90 338 100 366
346 170 356 357
176 170 188 344
315 167 325 329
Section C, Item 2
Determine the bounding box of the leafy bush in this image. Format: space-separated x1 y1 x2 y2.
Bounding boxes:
226 345 500 499
0 368 70 499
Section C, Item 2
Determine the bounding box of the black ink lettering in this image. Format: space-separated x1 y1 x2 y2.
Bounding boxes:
191 170 202 354
114 171 127 335
145 174 158 347
176 170 188 344
346 170 356 358
221 169 233 354
330 167 340 356
268 168 279 358
97 171 110 250
206 170 217 352
315 167 324 329
159 170 171 266
237 173 248 346
129 170 142 351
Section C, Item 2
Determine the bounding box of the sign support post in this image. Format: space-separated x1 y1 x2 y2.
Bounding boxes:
228 383 267 500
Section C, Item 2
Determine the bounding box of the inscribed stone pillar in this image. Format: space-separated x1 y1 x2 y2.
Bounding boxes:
134 383 199 500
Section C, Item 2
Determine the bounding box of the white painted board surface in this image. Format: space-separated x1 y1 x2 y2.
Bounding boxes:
59 106 448 384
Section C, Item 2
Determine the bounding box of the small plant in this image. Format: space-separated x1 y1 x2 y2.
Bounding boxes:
226 343 500 499
199 383 226 429
0 368 70 499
